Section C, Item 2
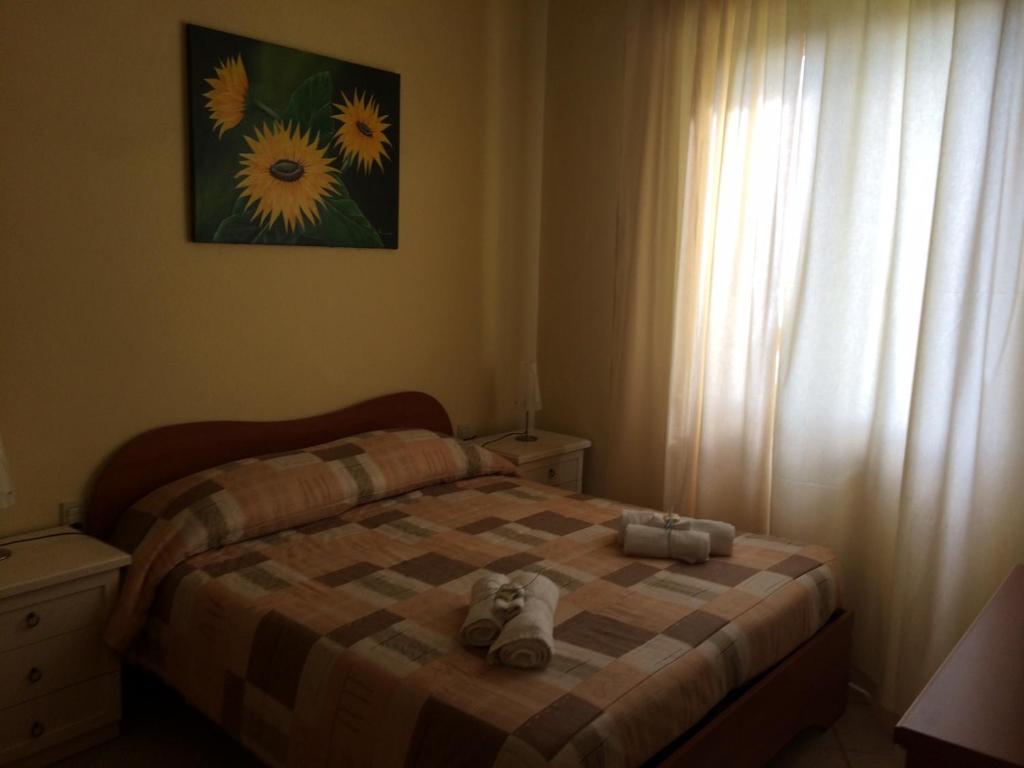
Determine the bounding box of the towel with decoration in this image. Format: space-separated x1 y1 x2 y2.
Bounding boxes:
618 510 736 561
485 572 559 669
622 523 711 562
460 573 514 646
461 571 560 669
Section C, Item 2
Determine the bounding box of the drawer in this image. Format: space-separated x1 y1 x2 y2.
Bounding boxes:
0 574 113 652
521 454 581 488
0 626 116 709
0 674 118 765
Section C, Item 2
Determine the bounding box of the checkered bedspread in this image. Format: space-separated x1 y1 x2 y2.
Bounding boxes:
123 470 839 766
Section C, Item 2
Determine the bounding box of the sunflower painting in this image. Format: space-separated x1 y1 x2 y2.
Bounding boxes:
187 25 399 248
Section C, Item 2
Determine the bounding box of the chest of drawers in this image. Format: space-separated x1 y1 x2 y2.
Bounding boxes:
0 529 130 766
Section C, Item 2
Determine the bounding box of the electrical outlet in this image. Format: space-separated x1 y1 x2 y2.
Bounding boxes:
59 501 84 527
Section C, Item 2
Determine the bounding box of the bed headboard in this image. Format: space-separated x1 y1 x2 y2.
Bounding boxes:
86 391 452 540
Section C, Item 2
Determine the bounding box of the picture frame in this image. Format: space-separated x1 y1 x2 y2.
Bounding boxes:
186 24 400 249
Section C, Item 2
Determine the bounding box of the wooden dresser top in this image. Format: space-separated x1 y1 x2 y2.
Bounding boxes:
896 565 1024 767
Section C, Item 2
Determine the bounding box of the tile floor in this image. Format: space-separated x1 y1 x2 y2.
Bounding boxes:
767 688 906 768
57 674 905 767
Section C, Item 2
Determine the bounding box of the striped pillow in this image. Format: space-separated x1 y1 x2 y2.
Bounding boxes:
106 429 513 650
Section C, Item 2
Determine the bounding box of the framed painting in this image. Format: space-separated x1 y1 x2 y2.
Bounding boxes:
186 24 399 248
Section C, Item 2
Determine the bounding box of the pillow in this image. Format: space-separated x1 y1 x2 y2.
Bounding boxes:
105 429 513 650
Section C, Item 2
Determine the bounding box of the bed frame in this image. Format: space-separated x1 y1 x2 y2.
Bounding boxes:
86 390 851 767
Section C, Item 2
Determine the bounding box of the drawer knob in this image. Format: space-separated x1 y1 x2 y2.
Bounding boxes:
28 667 43 684
547 467 557 479
30 721 45 739
25 611 41 629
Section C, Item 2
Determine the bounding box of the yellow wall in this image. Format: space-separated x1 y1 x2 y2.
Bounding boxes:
0 0 547 536
536 0 625 498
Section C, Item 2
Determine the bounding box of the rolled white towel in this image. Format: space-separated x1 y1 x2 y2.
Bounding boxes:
487 573 559 669
688 519 735 557
460 574 511 647
622 523 711 564
618 509 689 543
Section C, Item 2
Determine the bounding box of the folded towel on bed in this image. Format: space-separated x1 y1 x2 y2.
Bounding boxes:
460 574 512 647
688 519 736 557
622 523 711 564
617 509 688 543
487 573 559 669
618 511 736 557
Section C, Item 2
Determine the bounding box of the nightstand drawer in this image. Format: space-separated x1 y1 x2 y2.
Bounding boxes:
521 453 582 488
0 626 116 709
475 430 590 493
0 530 129 765
0 674 119 766
0 581 107 652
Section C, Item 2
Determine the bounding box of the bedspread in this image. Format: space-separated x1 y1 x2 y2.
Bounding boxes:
130 476 839 767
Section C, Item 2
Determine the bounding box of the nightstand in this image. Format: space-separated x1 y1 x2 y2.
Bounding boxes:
476 429 591 492
0 528 130 767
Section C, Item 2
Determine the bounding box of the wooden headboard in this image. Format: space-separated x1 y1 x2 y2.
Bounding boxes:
86 391 452 540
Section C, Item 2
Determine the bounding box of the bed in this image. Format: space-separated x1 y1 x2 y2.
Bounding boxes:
87 391 851 767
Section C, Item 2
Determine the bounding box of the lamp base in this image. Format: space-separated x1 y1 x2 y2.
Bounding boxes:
515 434 539 442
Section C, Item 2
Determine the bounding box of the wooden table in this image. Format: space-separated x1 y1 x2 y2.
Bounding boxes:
895 565 1024 768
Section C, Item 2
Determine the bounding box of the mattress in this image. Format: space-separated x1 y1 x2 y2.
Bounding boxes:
126 477 839 767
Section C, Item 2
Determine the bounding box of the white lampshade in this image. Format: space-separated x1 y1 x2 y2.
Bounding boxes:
522 361 542 413
0 435 13 509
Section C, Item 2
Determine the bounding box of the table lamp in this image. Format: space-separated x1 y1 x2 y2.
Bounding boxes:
516 362 543 442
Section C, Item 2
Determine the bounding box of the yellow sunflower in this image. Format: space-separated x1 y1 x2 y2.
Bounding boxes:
332 90 391 173
235 123 339 232
204 55 248 137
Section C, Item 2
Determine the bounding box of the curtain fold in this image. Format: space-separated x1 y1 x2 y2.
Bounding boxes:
612 0 1024 712
879 0 1024 705
604 0 700 508
663 0 815 533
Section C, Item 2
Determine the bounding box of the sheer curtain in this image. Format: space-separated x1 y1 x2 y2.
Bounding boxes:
612 0 1024 711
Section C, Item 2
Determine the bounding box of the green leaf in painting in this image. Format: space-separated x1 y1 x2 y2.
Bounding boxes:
310 194 384 247
310 103 336 149
254 225 302 246
212 211 261 243
282 71 334 146
215 189 379 248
